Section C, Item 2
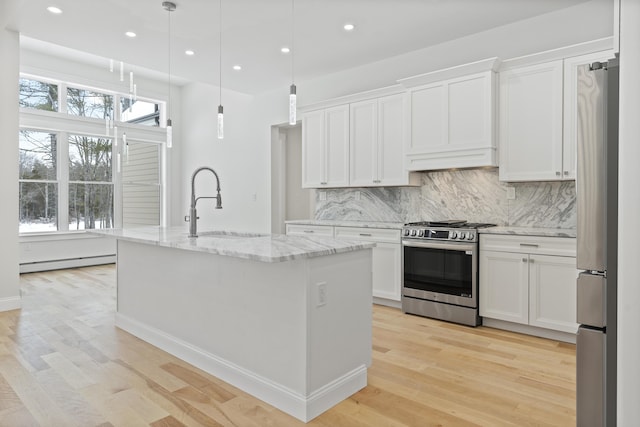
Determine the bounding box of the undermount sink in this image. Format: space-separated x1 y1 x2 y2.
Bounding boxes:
197 231 267 239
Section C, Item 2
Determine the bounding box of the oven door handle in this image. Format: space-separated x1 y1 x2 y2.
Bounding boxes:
402 240 475 252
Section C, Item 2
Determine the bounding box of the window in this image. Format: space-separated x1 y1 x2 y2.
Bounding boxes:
19 78 58 112
19 131 58 233
68 134 114 230
67 87 114 119
18 73 166 234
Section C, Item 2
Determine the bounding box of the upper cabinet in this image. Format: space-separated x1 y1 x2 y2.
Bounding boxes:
302 89 419 189
499 49 615 182
350 94 419 186
302 105 350 188
399 58 499 171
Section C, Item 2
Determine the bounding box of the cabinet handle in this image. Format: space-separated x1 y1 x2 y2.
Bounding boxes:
320 182 327 185
359 233 372 237
522 258 528 263
564 171 569 176
519 243 539 248
304 230 314 233
529 259 535 264
556 171 561 176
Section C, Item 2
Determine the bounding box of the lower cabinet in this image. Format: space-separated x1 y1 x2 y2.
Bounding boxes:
334 227 402 303
479 234 578 335
286 223 402 303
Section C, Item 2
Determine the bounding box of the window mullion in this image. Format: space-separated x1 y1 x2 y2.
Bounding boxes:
58 131 69 231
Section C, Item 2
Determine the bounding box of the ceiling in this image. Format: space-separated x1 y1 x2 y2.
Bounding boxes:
10 0 589 95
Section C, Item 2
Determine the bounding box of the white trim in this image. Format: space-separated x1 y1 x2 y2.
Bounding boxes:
398 57 501 88
115 312 367 422
482 318 576 344
0 296 21 313
500 37 614 70
299 85 404 113
19 255 115 273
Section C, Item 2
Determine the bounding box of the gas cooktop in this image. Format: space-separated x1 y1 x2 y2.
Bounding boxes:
404 220 497 229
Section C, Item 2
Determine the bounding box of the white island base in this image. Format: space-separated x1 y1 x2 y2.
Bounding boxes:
114 239 372 422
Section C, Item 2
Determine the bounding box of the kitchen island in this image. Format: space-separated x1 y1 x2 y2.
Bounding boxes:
92 226 374 422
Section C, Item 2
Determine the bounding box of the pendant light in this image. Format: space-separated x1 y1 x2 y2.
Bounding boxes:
288 0 297 125
162 1 176 148
217 0 224 139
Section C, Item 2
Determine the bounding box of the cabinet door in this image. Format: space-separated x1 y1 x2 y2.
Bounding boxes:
529 254 579 333
325 105 350 187
302 110 325 188
409 83 445 153
479 250 529 324
377 94 406 185
350 100 377 186
372 242 402 301
499 60 564 181
448 73 493 149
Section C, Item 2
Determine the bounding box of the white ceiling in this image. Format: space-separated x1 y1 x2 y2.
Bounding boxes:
10 0 589 95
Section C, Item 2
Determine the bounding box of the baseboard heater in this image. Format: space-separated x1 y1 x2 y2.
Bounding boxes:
20 254 116 273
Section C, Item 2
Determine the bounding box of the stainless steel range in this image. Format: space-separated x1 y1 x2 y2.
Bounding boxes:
402 220 495 326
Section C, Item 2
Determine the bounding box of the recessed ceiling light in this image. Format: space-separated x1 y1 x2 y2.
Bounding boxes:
125 31 137 38
185 50 195 56
343 23 355 31
47 6 62 14
233 65 242 71
281 47 290 54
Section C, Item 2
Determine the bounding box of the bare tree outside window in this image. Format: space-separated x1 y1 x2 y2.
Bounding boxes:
19 78 58 111
18 131 58 232
67 87 113 119
69 135 113 230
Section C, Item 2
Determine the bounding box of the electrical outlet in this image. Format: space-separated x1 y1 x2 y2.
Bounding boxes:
319 191 327 201
317 282 327 307
506 187 516 200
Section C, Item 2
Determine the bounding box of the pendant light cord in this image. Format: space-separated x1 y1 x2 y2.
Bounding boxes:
167 5 172 119
219 0 222 106
291 0 295 85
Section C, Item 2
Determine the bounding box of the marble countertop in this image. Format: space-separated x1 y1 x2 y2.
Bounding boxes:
480 226 576 238
90 226 375 263
285 219 404 230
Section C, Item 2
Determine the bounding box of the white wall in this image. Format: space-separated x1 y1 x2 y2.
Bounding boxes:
179 82 267 232
0 5 21 310
617 0 640 422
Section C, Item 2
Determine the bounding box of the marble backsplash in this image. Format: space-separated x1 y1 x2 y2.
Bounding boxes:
314 168 576 229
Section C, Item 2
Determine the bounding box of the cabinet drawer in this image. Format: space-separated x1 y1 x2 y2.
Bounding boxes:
334 227 401 243
480 234 576 257
285 224 334 237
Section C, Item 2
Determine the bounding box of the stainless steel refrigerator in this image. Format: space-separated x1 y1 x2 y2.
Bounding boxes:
576 59 618 427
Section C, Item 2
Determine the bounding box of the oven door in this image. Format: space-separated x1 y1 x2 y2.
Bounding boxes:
403 239 477 308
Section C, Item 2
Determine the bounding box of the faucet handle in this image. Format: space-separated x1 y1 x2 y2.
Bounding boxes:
184 215 190 222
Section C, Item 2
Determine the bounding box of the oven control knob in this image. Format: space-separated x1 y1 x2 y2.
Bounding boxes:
417 229 424 237
449 231 457 239
403 229 410 236
459 231 467 240
467 232 475 240
410 229 417 237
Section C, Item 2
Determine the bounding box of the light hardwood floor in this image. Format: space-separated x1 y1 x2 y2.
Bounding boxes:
0 265 576 426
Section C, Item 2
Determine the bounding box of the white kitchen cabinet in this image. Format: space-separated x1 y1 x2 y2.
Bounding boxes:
498 60 565 181
399 58 499 171
302 105 349 188
285 224 334 237
499 50 613 182
350 94 418 187
479 234 578 334
334 226 402 302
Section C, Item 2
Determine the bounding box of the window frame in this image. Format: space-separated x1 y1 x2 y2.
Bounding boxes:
18 73 168 236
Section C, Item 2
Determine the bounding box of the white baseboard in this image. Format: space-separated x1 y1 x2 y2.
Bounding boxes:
373 297 401 309
115 313 367 422
482 318 577 344
20 255 115 273
0 296 21 312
